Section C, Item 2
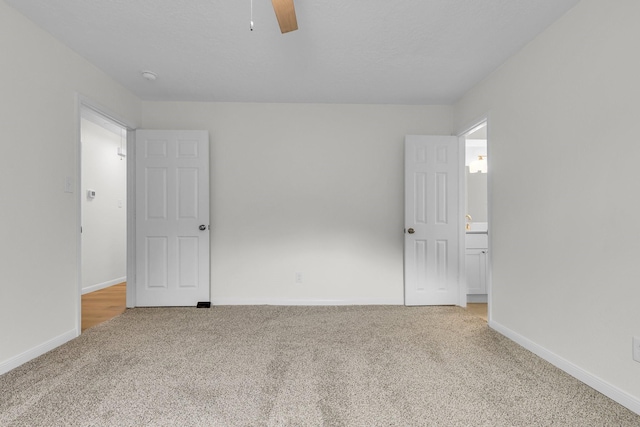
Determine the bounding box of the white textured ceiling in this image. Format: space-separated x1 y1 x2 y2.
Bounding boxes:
5 0 580 104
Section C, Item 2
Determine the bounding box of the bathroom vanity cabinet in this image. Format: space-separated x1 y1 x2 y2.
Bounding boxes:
466 233 488 300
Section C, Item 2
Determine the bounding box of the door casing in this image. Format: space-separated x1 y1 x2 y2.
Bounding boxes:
403 118 491 310
457 116 491 323
76 95 138 334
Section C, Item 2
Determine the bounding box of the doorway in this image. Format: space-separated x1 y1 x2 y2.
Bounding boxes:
79 105 129 331
462 121 489 320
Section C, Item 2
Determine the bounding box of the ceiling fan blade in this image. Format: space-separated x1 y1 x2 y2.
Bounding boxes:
271 0 298 33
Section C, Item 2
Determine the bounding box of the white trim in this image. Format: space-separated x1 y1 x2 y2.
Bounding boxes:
81 277 126 295
457 135 467 308
76 95 138 315
211 297 404 306
78 96 137 130
75 95 83 335
456 113 490 139
484 118 493 324
466 294 487 303
126 129 136 308
0 329 77 375
457 115 492 323
490 320 640 416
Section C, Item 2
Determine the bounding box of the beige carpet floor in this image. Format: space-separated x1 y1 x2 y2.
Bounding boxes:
1 305 638 426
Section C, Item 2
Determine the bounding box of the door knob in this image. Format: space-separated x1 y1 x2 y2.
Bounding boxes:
199 225 207 231
407 228 415 234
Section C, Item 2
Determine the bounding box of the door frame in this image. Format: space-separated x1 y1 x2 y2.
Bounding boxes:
457 134 467 308
75 95 138 334
456 114 492 323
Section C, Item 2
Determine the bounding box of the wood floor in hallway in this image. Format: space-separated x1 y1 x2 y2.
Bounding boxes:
81 284 487 331
465 303 488 321
81 282 126 332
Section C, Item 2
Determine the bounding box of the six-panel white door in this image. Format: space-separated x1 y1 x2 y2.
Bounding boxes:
135 130 210 306
404 135 460 306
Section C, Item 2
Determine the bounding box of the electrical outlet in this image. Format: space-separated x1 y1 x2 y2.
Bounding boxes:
633 337 640 363
295 272 303 284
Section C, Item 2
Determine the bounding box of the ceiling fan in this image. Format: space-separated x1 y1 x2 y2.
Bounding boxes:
271 0 298 33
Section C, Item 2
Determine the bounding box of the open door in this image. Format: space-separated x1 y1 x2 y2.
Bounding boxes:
135 130 210 306
404 135 462 306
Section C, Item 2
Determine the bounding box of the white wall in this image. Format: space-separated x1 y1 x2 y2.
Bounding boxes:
81 119 127 293
466 170 487 223
455 0 640 410
0 1 140 373
142 102 452 304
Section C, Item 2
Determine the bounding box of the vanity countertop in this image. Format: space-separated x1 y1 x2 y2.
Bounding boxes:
466 221 488 234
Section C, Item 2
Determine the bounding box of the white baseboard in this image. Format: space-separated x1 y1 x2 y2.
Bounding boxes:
82 276 126 295
467 294 488 303
211 297 404 306
0 329 77 375
490 320 640 416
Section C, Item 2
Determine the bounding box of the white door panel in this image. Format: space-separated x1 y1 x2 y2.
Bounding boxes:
405 135 460 306
135 130 210 306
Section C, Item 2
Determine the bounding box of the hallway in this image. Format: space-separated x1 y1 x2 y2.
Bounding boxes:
81 282 126 331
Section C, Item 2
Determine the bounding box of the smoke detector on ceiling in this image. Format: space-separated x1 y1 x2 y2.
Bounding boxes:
141 71 157 81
